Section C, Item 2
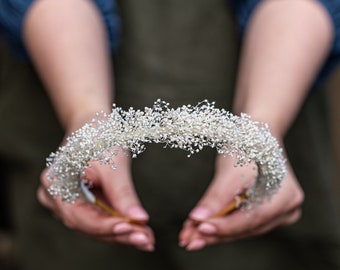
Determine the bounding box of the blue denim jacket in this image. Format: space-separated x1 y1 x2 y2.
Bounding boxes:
0 0 120 57
1 0 339 85
229 0 340 86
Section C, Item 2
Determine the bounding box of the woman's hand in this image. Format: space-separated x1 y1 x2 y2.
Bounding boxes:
38 151 155 252
179 154 304 251
178 0 333 251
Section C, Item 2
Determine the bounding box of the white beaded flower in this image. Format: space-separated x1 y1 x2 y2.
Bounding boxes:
46 100 286 206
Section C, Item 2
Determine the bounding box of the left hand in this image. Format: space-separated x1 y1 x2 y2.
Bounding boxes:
179 154 304 251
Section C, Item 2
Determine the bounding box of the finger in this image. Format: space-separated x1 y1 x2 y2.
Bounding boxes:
56 194 155 244
56 199 123 236
97 232 155 252
121 226 155 251
187 177 303 248
200 169 303 236
41 168 125 236
184 230 207 251
179 219 217 251
57 201 156 251
112 222 134 235
200 204 280 237
239 208 302 238
181 220 219 251
195 208 302 247
42 155 154 247
90 224 155 249
90 155 149 223
37 185 58 212
196 191 302 241
189 179 246 222
189 156 257 222
178 220 198 247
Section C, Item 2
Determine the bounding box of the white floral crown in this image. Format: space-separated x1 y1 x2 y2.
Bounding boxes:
46 100 286 206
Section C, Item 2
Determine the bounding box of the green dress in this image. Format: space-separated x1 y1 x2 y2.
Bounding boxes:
0 0 339 269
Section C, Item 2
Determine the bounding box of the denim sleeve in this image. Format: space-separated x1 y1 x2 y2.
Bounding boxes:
0 0 120 58
315 0 340 85
228 0 340 87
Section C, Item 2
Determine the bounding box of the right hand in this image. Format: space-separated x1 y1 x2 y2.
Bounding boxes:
37 150 155 252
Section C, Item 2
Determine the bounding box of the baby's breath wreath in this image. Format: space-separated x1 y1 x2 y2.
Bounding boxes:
46 100 286 208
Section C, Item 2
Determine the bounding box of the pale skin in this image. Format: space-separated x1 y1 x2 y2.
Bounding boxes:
24 0 154 251
25 0 333 252
179 0 333 250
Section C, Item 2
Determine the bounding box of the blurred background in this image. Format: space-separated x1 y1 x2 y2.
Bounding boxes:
326 67 340 209
1 23 340 270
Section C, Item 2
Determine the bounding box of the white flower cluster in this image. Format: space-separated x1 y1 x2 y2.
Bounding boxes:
46 100 286 205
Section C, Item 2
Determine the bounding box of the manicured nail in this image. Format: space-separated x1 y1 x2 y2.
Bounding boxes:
179 240 187 247
127 206 149 220
198 223 217 235
143 244 155 252
186 239 206 251
130 232 149 245
189 207 211 221
113 222 133 234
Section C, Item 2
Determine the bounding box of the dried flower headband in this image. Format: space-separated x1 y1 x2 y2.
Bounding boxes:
46 100 286 210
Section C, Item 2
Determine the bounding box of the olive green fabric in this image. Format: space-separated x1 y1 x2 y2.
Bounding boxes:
0 0 340 269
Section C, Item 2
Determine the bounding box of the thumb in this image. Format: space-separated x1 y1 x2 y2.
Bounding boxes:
189 156 255 221
86 154 149 223
189 178 236 222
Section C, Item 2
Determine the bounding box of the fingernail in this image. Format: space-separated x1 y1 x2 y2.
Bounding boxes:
113 223 133 234
189 207 212 221
127 206 149 220
143 244 155 252
130 232 149 245
198 223 217 235
186 239 206 251
179 240 187 247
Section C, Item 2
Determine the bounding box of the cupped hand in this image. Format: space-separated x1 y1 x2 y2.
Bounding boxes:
38 150 155 252
179 154 304 251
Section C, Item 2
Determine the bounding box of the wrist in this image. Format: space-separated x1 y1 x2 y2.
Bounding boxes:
64 107 111 136
233 107 286 141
